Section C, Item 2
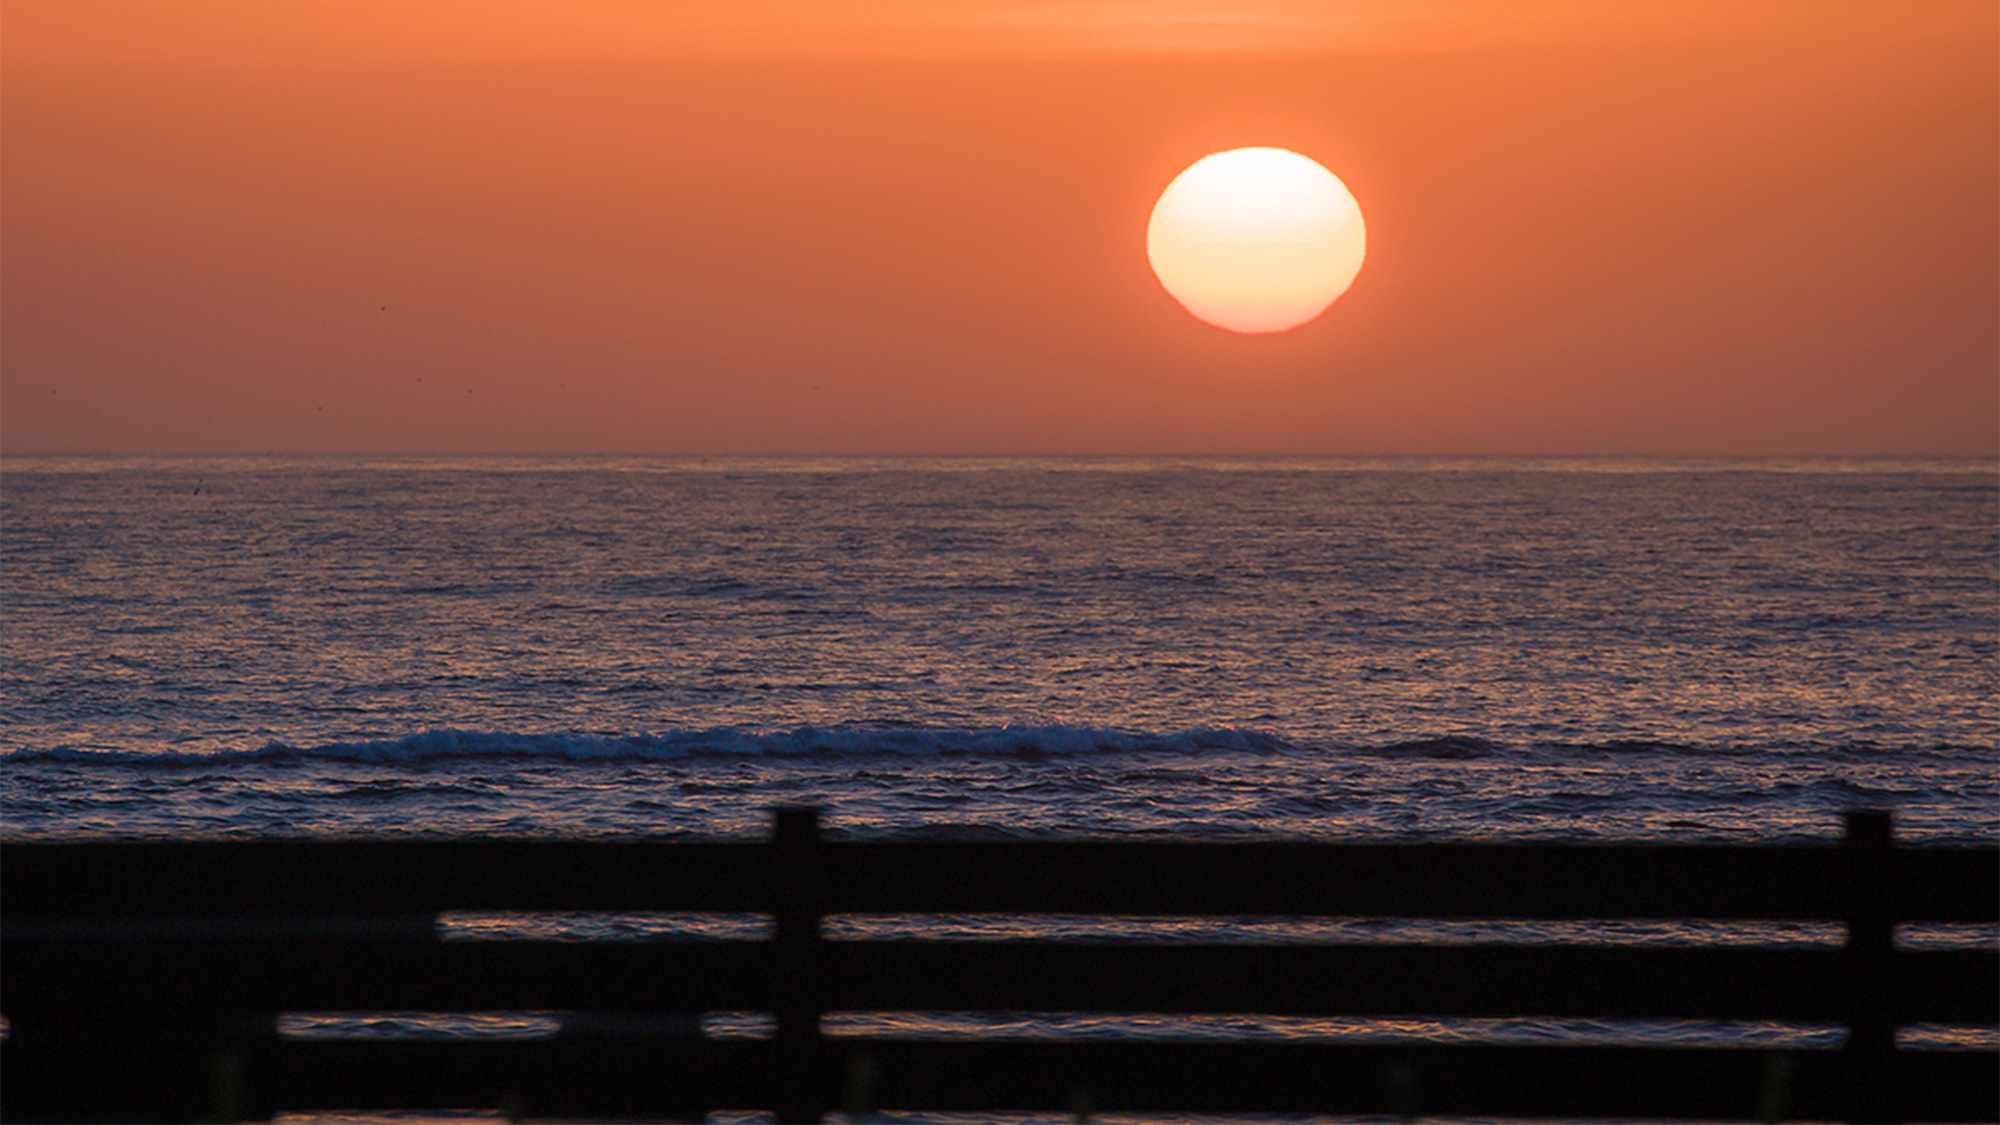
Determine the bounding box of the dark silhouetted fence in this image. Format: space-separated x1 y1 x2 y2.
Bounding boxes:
3 809 1994 1122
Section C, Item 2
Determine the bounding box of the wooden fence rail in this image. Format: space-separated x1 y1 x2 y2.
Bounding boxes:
2 809 1994 1123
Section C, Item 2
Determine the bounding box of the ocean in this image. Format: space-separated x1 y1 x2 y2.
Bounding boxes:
4 456 1996 1117
5 456 1994 844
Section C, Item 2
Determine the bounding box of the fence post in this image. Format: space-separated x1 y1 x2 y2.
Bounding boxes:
771 806 827 1123
1841 808 1895 1124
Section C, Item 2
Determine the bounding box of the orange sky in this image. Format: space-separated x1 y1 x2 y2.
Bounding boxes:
4 1 1994 455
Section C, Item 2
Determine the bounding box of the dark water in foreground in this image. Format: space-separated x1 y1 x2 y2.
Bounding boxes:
4 458 1994 1118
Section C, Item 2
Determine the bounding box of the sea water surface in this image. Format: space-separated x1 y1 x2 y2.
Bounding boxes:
5 456 1994 843
3 457 1995 1116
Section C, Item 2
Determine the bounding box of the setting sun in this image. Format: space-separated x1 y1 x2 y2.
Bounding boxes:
1146 147 1366 335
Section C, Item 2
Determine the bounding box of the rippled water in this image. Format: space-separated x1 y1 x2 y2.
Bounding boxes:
3 456 1994 843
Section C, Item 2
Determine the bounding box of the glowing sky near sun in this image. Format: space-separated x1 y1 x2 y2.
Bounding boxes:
1 0 1993 456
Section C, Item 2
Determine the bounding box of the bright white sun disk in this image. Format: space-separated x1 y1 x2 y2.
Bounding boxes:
1146 147 1366 334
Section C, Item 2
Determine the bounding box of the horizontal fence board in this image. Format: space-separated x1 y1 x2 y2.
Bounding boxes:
6 937 1992 1025
0 841 774 917
0 1036 769 1122
843 1040 2000 1121
0 938 778 1015
818 942 2000 1025
245 1038 772 1121
7 1036 1993 1123
824 842 2000 921
7 839 1995 921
